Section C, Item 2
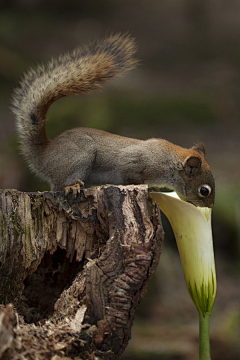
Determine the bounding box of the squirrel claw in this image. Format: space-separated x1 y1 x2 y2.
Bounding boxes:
63 179 85 197
148 186 161 192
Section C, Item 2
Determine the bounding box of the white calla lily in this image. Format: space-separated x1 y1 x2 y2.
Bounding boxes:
151 191 217 360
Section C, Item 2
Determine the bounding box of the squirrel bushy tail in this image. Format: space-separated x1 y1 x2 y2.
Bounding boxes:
12 34 137 159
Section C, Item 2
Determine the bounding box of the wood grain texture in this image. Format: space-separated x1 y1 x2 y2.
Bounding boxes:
0 185 164 360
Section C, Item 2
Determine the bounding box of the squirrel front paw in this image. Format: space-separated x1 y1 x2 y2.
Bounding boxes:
63 179 85 196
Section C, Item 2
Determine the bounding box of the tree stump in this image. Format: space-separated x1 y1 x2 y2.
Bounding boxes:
0 185 164 360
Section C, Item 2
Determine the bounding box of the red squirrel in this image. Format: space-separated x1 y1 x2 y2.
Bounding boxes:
12 34 215 207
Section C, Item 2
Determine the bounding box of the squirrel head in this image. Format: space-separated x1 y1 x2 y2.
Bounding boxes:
177 143 215 208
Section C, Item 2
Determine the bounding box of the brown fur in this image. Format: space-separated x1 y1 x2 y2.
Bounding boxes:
12 34 215 207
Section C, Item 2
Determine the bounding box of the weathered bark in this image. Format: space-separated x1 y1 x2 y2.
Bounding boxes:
0 185 164 360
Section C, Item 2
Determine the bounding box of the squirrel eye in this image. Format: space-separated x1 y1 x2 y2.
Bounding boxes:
198 184 212 197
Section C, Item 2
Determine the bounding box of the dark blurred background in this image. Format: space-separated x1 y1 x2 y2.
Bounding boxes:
0 1 239 359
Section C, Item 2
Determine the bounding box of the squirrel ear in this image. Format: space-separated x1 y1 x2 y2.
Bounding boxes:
184 156 202 176
191 143 206 157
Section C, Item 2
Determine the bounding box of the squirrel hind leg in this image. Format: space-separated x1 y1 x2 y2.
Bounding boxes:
62 179 85 197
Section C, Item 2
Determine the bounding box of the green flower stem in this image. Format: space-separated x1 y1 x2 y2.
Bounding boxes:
199 311 211 360
150 191 216 360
